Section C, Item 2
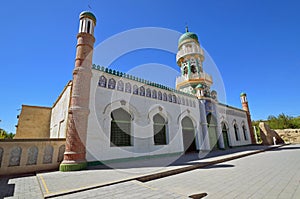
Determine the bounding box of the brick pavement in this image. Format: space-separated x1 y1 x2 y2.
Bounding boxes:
1 144 296 199
145 144 300 199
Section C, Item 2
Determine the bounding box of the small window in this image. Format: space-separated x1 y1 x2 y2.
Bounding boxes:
172 95 177 103
168 94 172 102
182 97 185 105
158 91 162 100
183 67 188 75
234 124 240 141
146 88 151 98
87 21 91 34
191 65 197 73
243 125 248 140
117 80 124 91
98 75 107 87
125 82 131 93
140 86 145 96
108 78 116 89
133 85 138 95
152 90 157 99
163 93 167 101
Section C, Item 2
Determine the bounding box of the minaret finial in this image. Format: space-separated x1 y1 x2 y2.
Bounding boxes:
185 25 189 33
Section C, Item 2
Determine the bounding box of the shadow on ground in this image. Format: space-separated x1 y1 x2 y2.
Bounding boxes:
88 145 271 170
0 177 15 198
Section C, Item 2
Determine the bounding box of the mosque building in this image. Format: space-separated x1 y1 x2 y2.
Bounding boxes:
14 11 256 172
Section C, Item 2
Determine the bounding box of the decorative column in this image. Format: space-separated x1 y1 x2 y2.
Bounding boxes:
240 93 256 144
60 11 96 171
199 100 210 150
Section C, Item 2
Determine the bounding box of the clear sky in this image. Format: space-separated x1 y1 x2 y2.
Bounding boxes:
0 0 300 133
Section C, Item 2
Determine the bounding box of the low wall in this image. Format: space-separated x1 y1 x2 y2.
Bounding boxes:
275 129 300 144
0 139 65 176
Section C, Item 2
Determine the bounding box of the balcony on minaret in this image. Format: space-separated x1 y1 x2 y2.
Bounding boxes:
175 72 213 86
176 44 204 63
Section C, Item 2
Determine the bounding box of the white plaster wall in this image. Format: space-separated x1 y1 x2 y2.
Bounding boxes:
217 104 252 147
86 70 202 162
50 84 71 138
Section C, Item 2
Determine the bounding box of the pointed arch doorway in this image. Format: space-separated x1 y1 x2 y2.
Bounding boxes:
181 117 197 153
207 113 220 150
221 122 230 149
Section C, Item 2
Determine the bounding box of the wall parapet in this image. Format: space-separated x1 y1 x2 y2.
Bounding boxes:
0 139 66 176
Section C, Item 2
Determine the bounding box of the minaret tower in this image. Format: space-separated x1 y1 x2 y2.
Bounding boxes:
60 11 96 171
176 27 213 99
240 92 256 144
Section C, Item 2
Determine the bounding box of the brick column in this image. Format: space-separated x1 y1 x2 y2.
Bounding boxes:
60 12 96 171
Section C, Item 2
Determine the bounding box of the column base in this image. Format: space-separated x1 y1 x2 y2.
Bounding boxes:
59 161 87 172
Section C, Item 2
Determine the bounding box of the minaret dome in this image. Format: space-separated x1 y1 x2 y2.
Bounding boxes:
79 11 96 35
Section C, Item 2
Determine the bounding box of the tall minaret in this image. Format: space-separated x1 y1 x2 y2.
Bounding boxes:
240 93 256 144
60 11 96 171
176 27 213 99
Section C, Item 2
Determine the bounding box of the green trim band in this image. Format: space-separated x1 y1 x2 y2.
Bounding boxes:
87 152 182 167
59 162 87 172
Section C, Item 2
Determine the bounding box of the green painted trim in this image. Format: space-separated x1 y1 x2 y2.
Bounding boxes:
92 64 197 99
59 162 87 172
87 152 182 167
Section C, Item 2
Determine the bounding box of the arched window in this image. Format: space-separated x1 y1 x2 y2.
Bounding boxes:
117 80 124 91
43 145 54 164
9 146 22 166
158 91 162 100
234 124 240 141
186 98 189 106
98 75 107 87
168 94 172 102
172 95 177 103
183 67 188 75
243 125 248 140
178 97 181 104
125 82 131 93
110 108 132 146
153 114 167 145
140 86 145 96
133 85 138 95
146 88 151 97
87 20 91 34
27 146 38 165
163 93 167 101
108 78 116 89
152 90 157 99
191 65 197 73
57 145 65 163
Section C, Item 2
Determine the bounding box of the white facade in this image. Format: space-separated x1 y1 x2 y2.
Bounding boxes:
86 69 205 162
83 67 252 163
50 82 71 138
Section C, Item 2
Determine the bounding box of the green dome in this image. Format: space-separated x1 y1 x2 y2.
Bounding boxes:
80 11 96 23
240 92 247 97
178 31 199 45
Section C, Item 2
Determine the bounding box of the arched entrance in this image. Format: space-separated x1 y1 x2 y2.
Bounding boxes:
181 117 197 153
207 113 219 150
221 122 230 149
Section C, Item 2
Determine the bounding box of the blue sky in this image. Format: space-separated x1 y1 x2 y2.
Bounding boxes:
0 0 300 133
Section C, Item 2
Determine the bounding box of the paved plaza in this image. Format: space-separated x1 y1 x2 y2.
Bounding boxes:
1 144 300 198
